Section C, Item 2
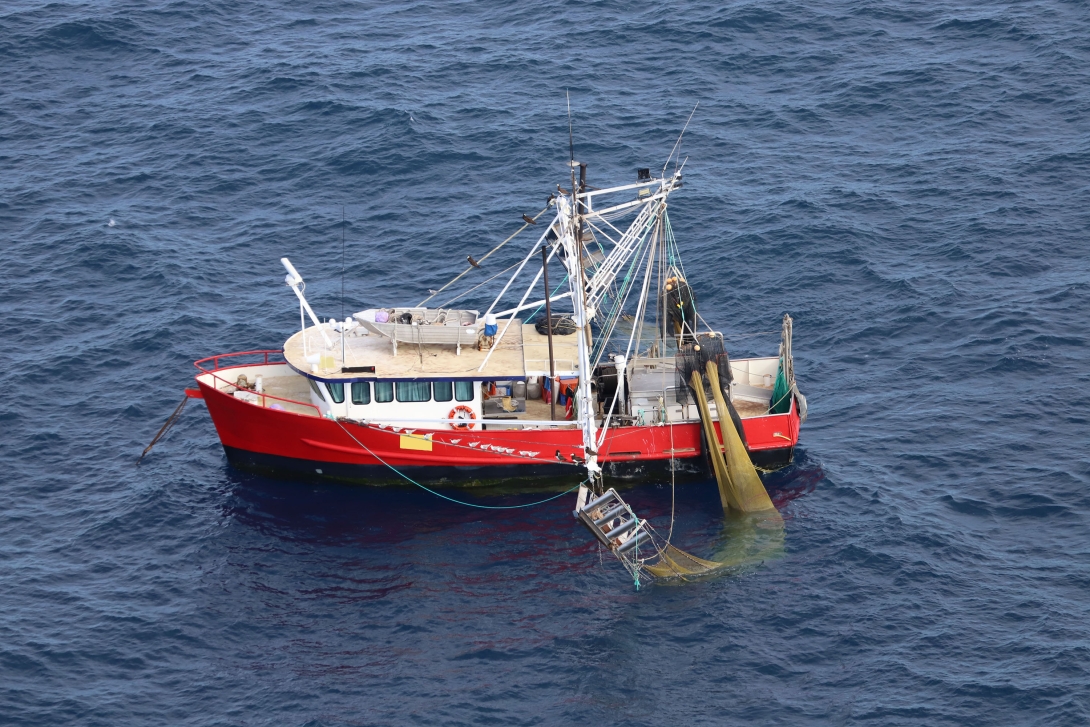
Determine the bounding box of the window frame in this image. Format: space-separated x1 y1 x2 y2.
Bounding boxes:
395 381 432 403
374 381 394 403
325 382 345 404
350 381 370 405
433 381 453 402
455 381 474 402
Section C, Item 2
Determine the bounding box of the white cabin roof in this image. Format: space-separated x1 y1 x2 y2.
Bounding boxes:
283 318 582 381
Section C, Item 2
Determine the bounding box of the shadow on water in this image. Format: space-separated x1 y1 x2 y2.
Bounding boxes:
764 447 826 507
214 447 827 583
219 468 491 547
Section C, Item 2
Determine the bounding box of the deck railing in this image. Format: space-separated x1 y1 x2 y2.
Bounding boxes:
193 350 321 416
193 349 286 373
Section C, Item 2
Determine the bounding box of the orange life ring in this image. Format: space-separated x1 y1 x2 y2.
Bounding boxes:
448 405 477 430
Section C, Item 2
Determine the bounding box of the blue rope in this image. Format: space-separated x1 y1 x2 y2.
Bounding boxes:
523 274 570 324
592 239 646 361
334 420 586 510
409 477 584 510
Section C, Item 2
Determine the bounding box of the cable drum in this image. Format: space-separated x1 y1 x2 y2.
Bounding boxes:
594 363 619 404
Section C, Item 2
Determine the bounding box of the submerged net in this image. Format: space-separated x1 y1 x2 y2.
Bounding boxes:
635 360 782 583
642 511 785 581
644 544 724 578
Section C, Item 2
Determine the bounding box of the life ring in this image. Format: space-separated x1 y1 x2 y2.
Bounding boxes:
448 405 477 430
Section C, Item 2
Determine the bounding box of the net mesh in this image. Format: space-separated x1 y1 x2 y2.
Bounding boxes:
674 333 731 406
659 275 698 342
642 511 786 581
706 362 776 513
644 544 725 578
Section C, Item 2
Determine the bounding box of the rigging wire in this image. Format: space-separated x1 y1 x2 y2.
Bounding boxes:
667 422 676 543
418 205 553 307
435 259 523 309
662 102 699 179
522 274 570 324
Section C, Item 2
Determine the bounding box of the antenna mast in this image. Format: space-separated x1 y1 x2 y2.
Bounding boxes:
341 206 346 367
662 102 699 178
341 206 345 320
567 91 577 201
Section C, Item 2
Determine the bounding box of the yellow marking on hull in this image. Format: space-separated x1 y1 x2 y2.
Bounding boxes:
400 434 433 452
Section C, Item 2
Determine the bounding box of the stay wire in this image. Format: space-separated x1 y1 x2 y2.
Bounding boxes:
418 205 552 307
436 260 523 309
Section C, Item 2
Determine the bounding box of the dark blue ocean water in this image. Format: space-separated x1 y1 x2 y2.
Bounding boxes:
3 1 1090 724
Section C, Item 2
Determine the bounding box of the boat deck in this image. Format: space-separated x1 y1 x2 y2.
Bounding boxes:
625 357 775 422
733 399 771 418
260 375 317 416
283 319 582 381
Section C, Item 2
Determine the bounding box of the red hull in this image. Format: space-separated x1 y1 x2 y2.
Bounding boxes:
195 359 801 486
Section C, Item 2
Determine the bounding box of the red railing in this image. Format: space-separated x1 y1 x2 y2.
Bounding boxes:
194 349 285 373
193 350 321 416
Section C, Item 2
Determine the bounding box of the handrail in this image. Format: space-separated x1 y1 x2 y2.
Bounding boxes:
355 417 581 428
193 350 321 417
194 349 285 373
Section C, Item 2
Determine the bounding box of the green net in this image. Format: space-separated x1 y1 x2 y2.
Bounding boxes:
770 355 792 414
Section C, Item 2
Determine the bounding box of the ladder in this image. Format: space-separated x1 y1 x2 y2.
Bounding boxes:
574 487 651 557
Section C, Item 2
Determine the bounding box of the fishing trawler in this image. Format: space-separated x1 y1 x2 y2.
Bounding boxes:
176 152 811 582
186 163 806 496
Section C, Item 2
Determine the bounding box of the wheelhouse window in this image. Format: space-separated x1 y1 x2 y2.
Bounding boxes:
309 379 324 399
396 381 431 402
325 382 345 404
374 381 393 403
455 381 474 402
433 381 453 402
351 382 370 405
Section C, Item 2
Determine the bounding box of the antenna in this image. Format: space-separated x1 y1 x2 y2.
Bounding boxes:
662 102 699 177
341 206 346 368
567 90 575 166
566 91 577 203
341 206 345 321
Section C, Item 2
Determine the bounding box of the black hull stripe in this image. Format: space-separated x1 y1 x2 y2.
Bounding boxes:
222 445 794 488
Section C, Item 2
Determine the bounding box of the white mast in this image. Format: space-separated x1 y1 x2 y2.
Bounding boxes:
555 194 601 482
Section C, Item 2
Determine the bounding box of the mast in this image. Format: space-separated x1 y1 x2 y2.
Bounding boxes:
556 193 600 487
577 162 592 355
541 244 557 422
